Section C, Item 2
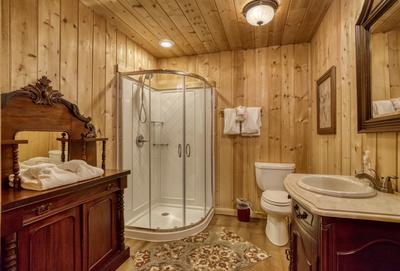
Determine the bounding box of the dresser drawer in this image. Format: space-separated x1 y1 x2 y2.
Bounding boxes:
22 180 121 224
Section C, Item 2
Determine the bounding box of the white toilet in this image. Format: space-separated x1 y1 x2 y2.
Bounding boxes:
255 162 295 246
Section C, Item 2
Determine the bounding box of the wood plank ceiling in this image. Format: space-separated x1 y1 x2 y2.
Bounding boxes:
81 0 333 58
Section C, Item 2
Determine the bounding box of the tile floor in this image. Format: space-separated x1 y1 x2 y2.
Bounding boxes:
118 214 289 271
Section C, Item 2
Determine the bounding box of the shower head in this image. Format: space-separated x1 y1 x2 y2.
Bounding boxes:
145 73 153 80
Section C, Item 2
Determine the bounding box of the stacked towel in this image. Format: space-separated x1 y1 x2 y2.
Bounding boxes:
9 158 104 191
223 108 240 135
391 98 400 111
241 107 262 136
372 100 395 117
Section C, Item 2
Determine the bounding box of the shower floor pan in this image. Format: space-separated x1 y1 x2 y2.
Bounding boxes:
125 203 214 242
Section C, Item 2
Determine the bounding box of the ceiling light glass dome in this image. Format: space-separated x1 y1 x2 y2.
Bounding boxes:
243 0 278 26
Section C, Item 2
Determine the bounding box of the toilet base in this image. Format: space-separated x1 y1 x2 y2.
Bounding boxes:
265 213 289 246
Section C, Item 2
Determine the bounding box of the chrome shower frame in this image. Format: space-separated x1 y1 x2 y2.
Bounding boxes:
117 69 216 237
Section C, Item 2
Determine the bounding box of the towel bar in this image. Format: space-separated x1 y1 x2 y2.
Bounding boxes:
219 107 264 117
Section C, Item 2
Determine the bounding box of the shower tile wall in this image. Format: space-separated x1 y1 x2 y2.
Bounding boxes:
158 90 184 205
159 90 205 208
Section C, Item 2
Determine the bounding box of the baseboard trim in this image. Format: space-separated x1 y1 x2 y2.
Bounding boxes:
215 208 267 219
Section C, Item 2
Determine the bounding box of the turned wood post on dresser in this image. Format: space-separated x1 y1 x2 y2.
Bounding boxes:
60 132 67 162
77 137 108 170
2 233 18 270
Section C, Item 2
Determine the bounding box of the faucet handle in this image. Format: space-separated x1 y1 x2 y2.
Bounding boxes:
381 176 398 194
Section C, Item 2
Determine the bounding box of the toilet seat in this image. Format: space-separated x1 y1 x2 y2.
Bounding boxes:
262 190 290 207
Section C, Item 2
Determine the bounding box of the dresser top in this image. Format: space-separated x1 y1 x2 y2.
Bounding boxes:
2 169 130 212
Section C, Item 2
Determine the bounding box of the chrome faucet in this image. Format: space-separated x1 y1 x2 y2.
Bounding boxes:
354 168 397 194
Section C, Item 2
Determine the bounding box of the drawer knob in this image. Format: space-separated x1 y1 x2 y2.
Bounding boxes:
33 203 52 215
107 184 112 191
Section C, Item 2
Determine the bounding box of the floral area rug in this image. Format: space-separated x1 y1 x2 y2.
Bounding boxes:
132 228 270 271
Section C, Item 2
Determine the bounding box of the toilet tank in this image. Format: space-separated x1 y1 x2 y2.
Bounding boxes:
255 162 296 191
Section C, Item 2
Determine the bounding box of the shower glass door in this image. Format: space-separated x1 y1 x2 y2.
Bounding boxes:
184 77 206 226
150 74 185 229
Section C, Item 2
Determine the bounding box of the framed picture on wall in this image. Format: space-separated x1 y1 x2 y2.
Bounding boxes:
317 66 336 134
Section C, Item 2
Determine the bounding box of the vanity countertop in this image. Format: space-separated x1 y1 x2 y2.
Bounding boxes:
284 174 400 223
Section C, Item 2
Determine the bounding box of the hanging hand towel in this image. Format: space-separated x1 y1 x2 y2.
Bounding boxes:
241 107 262 136
235 105 247 122
224 108 240 135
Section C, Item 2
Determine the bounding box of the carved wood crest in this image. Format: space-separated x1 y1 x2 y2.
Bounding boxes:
1 76 97 138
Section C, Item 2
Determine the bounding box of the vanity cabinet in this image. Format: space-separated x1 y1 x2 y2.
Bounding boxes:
289 200 400 271
289 202 319 271
1 170 130 271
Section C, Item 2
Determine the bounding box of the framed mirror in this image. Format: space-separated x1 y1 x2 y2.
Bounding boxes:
15 131 69 163
356 0 400 132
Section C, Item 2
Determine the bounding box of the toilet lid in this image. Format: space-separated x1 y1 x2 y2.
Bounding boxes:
262 190 290 206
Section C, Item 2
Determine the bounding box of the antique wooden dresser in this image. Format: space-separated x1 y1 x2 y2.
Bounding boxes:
1 77 130 271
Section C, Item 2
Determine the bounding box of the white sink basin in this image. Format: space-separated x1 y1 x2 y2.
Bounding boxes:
297 175 377 198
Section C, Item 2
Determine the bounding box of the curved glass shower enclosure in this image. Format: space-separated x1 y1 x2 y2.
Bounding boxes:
119 70 214 240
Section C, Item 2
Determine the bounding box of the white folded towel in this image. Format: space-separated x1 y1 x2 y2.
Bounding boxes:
241 107 262 136
223 108 240 135
235 106 247 122
391 98 400 111
372 100 395 118
9 158 104 191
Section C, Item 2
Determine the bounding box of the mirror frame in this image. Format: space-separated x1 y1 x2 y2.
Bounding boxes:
356 0 400 132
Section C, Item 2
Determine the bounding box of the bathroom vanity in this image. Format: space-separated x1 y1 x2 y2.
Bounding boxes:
284 174 400 271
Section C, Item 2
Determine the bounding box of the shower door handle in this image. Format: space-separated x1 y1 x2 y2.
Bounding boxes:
185 144 191 157
178 144 182 158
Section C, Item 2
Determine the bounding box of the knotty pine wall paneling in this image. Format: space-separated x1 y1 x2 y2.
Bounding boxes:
157 44 311 215
0 0 156 169
310 0 400 192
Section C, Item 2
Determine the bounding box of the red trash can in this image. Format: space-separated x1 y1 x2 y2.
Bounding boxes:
236 198 251 222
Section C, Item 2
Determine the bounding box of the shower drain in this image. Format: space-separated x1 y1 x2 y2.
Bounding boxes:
161 212 170 216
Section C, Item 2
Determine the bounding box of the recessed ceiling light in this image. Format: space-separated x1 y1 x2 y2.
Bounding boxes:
159 39 175 48
243 0 278 26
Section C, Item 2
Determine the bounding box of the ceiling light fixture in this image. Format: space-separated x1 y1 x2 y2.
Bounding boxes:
159 39 175 48
243 0 278 26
